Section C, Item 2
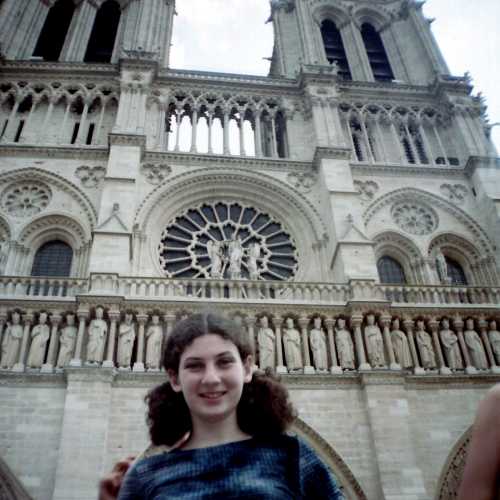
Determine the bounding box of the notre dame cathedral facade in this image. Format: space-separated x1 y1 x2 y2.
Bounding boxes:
0 0 499 499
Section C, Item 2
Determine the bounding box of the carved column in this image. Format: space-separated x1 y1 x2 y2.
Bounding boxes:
428 318 450 375
41 313 62 373
298 316 314 374
223 110 230 155
70 310 88 367
174 108 181 151
238 110 246 156
325 318 342 374
190 107 198 153
41 95 58 143
403 318 424 375
274 315 287 374
96 98 108 146
380 314 399 370
453 315 475 374
351 314 371 371
12 313 33 372
253 110 262 157
133 313 148 372
270 113 278 158
478 318 500 373
75 97 91 145
103 310 119 368
19 95 41 143
57 99 72 144
245 316 256 359
207 108 214 154
1 97 20 143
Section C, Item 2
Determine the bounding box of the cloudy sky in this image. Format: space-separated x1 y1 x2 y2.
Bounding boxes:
169 0 500 151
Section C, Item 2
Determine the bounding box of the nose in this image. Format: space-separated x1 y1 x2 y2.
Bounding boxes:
201 363 221 385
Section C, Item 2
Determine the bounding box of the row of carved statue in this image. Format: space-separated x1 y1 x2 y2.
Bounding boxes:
1 308 499 375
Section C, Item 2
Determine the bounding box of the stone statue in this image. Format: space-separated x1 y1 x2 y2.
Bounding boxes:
0 312 23 369
56 314 77 368
145 315 162 371
335 318 355 370
439 318 463 370
207 240 222 278
257 315 275 370
228 237 243 279
309 317 328 372
86 306 108 364
415 320 436 369
283 317 302 372
391 318 412 369
117 313 136 369
436 249 449 284
364 314 385 368
463 319 488 370
27 312 50 369
489 320 500 364
247 242 261 280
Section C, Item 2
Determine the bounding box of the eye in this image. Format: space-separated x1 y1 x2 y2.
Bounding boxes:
184 362 203 370
218 357 235 367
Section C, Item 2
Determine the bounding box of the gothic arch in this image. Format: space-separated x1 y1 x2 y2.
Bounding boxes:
311 3 350 27
292 418 368 500
435 427 472 500
0 214 12 241
0 456 32 500
351 7 391 32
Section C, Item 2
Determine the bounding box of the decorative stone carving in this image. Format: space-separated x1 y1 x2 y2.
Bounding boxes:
0 312 23 369
0 241 7 275
440 183 468 203
247 242 261 281
391 202 438 235
354 180 379 204
75 166 106 188
26 312 50 369
1 182 51 218
86 307 107 365
489 321 500 363
56 314 77 368
257 315 275 370
141 163 172 185
391 318 412 369
309 317 328 372
335 318 355 370
287 172 317 193
145 315 163 371
439 319 463 370
207 240 223 278
415 320 436 369
364 314 385 368
283 317 303 372
463 319 488 369
117 313 136 370
436 249 450 284
270 0 295 12
228 237 244 279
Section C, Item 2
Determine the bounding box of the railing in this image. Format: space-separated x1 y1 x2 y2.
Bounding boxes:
0 276 88 298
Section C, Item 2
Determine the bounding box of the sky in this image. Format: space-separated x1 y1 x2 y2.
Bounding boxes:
169 0 500 152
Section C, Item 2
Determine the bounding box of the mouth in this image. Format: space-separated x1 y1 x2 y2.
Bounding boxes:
199 391 226 400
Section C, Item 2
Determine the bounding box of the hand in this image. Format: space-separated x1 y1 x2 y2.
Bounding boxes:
98 456 135 500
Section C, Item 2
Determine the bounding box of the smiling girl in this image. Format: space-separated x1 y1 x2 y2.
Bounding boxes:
108 312 344 499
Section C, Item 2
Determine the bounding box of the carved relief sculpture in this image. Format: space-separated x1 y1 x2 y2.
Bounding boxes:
283 317 303 372
145 315 163 371
415 320 436 369
439 319 463 370
335 318 355 370
0 312 23 369
86 307 108 364
436 249 450 284
228 237 243 279
117 313 136 369
207 240 223 278
247 242 261 281
257 315 275 370
489 320 500 363
26 312 50 369
309 317 328 372
56 314 77 368
364 314 385 368
390 318 412 369
463 319 488 370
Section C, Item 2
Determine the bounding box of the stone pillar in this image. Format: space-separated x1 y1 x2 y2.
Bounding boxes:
325 318 342 374
75 98 91 145
274 315 286 374
298 316 314 374
478 319 500 374
12 312 33 372
351 314 371 371
238 111 246 156
428 318 450 375
453 316 475 374
380 314 399 370
190 107 198 153
103 311 119 368
245 316 256 358
41 313 62 373
403 318 425 375
1 98 20 143
254 111 262 157
133 313 148 372
223 110 230 155
70 310 88 367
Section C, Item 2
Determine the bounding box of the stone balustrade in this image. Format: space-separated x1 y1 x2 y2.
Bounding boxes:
0 275 88 298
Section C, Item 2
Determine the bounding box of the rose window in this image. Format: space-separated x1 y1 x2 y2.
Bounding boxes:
159 202 298 280
391 202 437 235
1 182 52 218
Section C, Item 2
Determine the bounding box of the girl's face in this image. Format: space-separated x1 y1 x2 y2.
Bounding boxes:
169 334 252 426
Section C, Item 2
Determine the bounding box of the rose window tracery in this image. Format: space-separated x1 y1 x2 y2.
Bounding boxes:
391 202 437 235
159 202 298 280
1 182 52 218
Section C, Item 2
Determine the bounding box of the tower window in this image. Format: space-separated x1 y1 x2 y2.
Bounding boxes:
377 256 406 284
31 240 73 277
84 0 121 63
320 20 352 80
33 0 75 61
361 23 394 82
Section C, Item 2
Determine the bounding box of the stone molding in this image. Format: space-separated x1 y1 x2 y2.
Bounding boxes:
351 163 465 178
0 145 109 161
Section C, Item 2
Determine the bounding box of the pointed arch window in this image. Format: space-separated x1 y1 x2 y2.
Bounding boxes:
361 23 394 82
446 257 467 286
377 256 406 284
320 20 352 80
84 0 121 63
31 240 73 277
33 0 75 61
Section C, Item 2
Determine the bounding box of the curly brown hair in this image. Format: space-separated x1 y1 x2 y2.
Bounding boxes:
145 312 296 446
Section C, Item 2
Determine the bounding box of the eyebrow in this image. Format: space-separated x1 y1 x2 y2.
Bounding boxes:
183 351 235 362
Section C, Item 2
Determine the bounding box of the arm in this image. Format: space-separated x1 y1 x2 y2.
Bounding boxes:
99 456 136 500
457 384 500 500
